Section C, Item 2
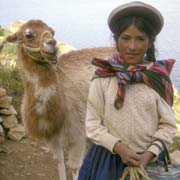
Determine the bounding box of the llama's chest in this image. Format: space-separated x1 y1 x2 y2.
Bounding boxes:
23 84 59 116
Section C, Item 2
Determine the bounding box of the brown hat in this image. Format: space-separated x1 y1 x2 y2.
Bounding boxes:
108 1 164 35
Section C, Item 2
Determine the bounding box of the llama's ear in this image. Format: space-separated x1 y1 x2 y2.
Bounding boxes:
50 28 55 36
6 32 18 43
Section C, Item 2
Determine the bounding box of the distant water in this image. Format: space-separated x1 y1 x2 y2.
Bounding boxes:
0 0 179 89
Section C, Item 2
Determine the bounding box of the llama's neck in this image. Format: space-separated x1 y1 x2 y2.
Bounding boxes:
16 46 65 141
18 49 59 100
19 49 57 85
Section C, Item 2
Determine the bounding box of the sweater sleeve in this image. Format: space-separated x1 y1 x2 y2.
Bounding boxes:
85 78 120 153
147 95 177 156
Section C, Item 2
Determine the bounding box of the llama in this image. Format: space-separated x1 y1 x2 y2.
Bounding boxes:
5 19 116 180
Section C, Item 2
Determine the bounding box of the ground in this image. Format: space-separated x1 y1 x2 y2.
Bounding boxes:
0 138 59 180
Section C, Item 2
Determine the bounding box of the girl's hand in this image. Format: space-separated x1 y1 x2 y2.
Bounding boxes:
139 151 156 168
113 142 141 166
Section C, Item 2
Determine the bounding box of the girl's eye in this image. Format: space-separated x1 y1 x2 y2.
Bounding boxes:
121 36 130 40
138 37 146 41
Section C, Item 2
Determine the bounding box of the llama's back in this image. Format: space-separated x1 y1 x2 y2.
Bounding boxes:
57 46 116 138
57 46 116 109
58 46 116 95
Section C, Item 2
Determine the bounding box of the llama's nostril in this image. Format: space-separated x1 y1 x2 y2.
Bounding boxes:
43 42 57 54
46 39 57 45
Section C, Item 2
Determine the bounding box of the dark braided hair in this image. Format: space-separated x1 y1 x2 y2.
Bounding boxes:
113 16 157 62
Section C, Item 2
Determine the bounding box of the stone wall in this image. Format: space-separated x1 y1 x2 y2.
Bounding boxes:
0 87 25 144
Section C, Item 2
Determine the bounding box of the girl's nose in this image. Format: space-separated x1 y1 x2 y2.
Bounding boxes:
129 40 136 51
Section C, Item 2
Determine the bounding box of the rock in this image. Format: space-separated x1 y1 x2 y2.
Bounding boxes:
0 146 8 153
0 116 3 123
0 96 12 108
0 124 5 144
0 87 22 143
2 115 18 129
37 173 46 177
0 87 25 144
0 136 5 144
0 88 6 97
0 124 4 136
8 124 26 141
0 105 17 115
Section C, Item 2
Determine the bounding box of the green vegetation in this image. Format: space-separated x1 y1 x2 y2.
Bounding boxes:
1 43 16 54
0 27 11 37
0 66 22 114
0 28 23 120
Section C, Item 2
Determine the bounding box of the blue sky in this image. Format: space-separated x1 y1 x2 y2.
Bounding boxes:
1 0 180 87
1 0 179 48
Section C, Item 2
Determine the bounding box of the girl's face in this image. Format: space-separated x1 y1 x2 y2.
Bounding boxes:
117 25 150 64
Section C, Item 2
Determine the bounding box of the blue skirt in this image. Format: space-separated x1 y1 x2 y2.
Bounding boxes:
78 144 126 180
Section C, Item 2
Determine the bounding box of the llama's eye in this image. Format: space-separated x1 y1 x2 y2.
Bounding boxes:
25 32 34 39
24 29 34 40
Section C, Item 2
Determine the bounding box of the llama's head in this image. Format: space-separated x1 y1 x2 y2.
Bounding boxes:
6 19 58 64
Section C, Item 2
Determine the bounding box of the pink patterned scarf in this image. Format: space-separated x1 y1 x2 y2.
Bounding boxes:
92 54 175 109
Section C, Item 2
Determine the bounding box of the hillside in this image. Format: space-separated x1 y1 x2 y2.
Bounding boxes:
0 24 180 180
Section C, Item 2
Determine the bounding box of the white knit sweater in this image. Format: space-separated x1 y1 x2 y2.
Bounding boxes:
85 62 177 156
